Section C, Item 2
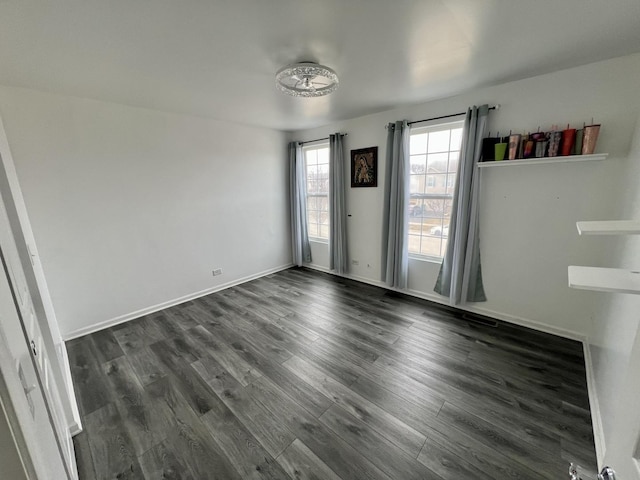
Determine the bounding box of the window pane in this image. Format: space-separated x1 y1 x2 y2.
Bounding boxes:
317 147 329 164
424 199 445 219
448 152 459 173
409 199 426 218
446 174 456 194
408 215 421 235
421 236 441 257
410 174 424 194
408 234 421 254
319 224 329 239
428 130 450 153
410 133 428 155
443 199 454 219
306 165 317 193
423 217 440 235
410 154 426 174
450 128 463 150
426 174 447 194
306 149 317 164
427 153 448 173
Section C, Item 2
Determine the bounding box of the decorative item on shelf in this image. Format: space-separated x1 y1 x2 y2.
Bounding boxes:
531 130 545 158
523 134 535 159
481 133 498 161
494 137 508 161
547 127 562 157
574 128 584 155
275 62 339 97
582 122 601 154
561 124 577 156
350 147 378 187
517 133 526 159
508 132 520 160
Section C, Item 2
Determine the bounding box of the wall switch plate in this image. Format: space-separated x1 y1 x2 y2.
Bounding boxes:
212 268 223 276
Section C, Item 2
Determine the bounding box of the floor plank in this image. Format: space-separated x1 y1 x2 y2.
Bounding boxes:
277 439 343 480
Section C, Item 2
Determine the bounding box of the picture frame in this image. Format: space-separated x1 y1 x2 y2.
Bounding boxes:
351 146 378 188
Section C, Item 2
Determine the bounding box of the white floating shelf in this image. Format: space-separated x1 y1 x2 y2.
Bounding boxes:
568 266 640 295
576 220 640 235
478 153 608 168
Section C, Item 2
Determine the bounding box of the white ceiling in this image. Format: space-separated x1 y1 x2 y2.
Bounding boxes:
0 0 639 131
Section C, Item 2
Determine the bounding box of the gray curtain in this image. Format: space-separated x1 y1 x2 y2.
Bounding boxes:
289 141 312 266
329 134 348 274
381 120 410 289
434 105 488 303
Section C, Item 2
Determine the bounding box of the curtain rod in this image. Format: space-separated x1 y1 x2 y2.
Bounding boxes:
407 104 500 126
300 133 347 145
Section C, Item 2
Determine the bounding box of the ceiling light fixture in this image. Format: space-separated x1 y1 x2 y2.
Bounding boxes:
276 62 339 98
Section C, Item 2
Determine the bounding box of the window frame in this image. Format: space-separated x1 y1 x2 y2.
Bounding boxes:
407 119 464 262
303 141 330 243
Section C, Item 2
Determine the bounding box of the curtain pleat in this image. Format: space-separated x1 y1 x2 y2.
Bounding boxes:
329 134 348 274
434 105 488 303
381 121 410 289
289 141 311 266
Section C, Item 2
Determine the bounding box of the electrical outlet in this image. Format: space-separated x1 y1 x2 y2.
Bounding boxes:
212 268 223 276
352 260 359 266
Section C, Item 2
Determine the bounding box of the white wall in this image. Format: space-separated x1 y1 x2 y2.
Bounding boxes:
293 54 640 338
586 110 640 473
0 86 291 338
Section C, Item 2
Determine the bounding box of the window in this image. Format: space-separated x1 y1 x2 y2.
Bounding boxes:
408 121 464 259
304 143 330 241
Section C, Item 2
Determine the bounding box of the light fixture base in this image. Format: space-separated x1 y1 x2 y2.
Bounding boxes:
276 62 339 98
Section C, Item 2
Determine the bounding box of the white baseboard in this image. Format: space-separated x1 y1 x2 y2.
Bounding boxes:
69 420 82 437
583 342 606 467
304 263 585 341
63 263 293 340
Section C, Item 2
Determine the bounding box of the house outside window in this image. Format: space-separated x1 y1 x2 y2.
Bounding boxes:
304 143 330 241
408 121 464 259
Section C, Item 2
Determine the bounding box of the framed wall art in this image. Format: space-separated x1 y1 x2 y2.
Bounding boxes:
351 146 377 188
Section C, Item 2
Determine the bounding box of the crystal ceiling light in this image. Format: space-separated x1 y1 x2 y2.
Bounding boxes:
275 62 339 97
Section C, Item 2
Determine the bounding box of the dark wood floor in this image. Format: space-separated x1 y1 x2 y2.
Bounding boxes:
67 267 597 480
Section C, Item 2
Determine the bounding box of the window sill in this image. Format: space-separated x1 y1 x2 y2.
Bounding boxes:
409 254 443 264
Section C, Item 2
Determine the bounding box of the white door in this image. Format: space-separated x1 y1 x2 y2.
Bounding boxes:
0 191 77 478
0 253 68 479
0 116 81 435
